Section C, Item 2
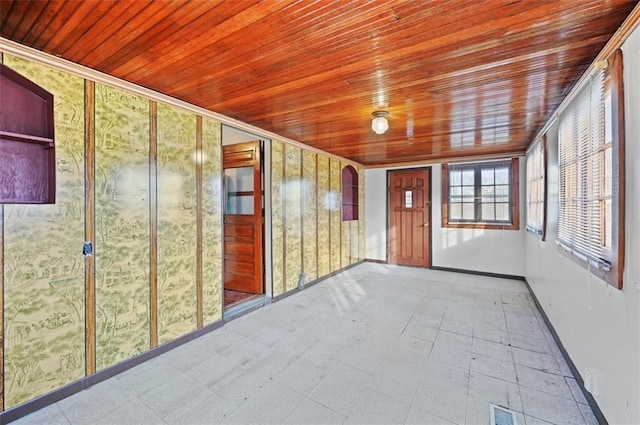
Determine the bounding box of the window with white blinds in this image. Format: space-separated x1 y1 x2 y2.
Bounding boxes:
526 137 545 239
557 49 624 288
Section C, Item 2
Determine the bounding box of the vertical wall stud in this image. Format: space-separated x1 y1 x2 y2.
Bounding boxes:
327 160 331 272
282 145 287 291
196 116 203 328
149 101 158 348
299 149 304 283
315 154 319 279
84 80 96 376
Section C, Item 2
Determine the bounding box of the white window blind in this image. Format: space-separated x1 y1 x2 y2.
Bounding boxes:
557 69 612 271
526 138 545 237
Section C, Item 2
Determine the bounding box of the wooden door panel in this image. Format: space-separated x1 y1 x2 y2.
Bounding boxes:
389 169 431 267
224 258 255 275
223 141 263 294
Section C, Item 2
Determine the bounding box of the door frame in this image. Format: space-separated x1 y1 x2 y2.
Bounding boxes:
221 125 274 309
386 167 433 267
222 140 264 295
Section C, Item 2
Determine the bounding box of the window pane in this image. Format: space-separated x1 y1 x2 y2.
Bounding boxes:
462 169 474 185
450 186 462 197
495 185 509 201
405 190 412 208
462 186 474 198
496 203 509 221
225 167 254 215
605 91 612 144
604 199 612 248
462 203 474 220
481 203 495 220
450 203 462 220
450 170 462 185
495 167 509 184
604 147 612 197
481 186 494 202
481 169 494 185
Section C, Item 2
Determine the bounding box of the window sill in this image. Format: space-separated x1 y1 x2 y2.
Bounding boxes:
442 222 519 230
555 242 622 289
526 226 545 240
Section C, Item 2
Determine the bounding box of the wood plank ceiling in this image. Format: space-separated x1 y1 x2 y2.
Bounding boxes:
1 0 636 166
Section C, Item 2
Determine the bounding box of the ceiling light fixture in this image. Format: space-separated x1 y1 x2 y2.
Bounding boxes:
371 111 389 134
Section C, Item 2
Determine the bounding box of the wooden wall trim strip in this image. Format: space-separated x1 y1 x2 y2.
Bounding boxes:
195 116 203 328
84 80 96 376
315 154 319 280
327 160 331 272
364 151 526 169
299 149 304 282
0 39 364 170
338 161 342 270
149 101 158 348
281 144 287 292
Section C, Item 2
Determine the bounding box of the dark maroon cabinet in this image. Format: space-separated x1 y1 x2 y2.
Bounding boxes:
1 63 56 204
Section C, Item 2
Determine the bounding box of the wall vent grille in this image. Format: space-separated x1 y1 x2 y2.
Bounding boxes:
490 404 517 425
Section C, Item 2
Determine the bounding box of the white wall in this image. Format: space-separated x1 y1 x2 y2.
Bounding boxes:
364 168 388 261
524 26 640 424
365 161 526 276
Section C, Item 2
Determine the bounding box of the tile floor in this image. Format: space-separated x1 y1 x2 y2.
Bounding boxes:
11 263 598 425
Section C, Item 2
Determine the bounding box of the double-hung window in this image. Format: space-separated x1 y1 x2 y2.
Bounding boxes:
526 137 546 239
442 158 519 230
557 49 624 288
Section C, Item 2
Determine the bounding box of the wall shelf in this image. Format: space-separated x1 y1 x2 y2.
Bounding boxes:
0 63 56 204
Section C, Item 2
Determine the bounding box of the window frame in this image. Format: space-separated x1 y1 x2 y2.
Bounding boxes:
441 158 520 230
556 49 625 289
525 136 547 240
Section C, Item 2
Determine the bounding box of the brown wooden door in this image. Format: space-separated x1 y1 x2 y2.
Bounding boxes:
388 169 431 267
223 141 263 294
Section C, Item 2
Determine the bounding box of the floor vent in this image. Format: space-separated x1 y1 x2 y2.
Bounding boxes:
490 404 518 425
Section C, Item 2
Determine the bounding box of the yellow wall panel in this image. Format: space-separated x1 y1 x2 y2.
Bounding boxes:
350 221 358 264
3 56 86 408
202 118 223 324
94 84 150 370
341 220 351 269
156 104 197 344
271 141 285 296
302 150 318 282
284 145 302 292
316 156 330 278
329 159 342 273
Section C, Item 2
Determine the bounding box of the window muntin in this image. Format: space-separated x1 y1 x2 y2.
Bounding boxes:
442 158 519 229
557 49 624 288
526 137 546 239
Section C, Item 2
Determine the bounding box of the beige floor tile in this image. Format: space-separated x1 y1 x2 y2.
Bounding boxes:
8 264 600 425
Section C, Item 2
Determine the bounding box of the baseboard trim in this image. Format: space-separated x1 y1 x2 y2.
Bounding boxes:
272 260 365 303
523 278 608 425
430 265 525 281
364 258 387 264
0 318 225 425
